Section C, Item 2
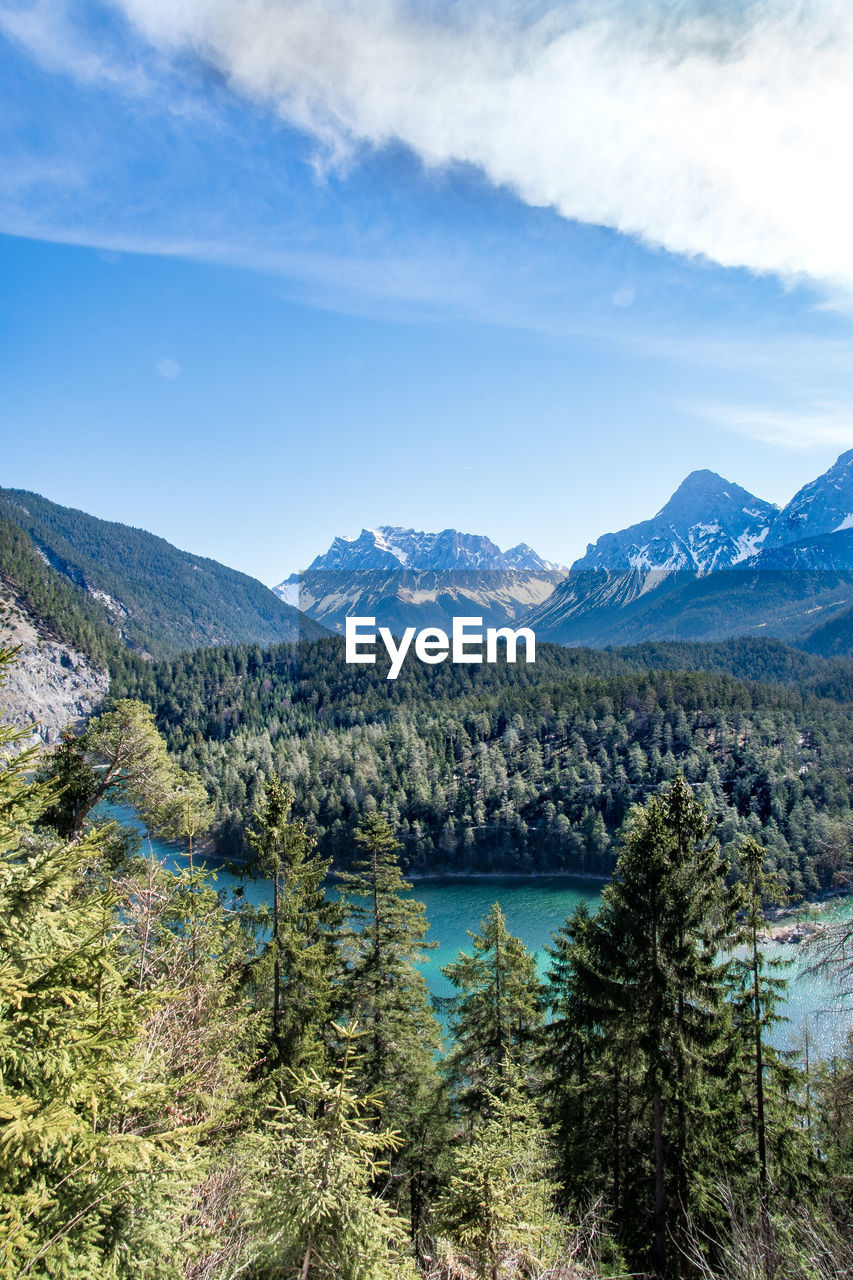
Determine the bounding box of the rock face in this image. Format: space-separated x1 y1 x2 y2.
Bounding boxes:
523 452 853 648
767 448 853 549
274 527 567 634
572 470 777 574
0 584 109 748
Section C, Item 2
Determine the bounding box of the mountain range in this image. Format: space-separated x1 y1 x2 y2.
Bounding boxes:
273 451 853 647
4 447 853 744
0 488 326 659
273 527 567 634
526 450 853 649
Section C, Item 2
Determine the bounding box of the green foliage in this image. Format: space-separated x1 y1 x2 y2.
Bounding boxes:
336 812 442 1084
725 838 816 1208
441 904 544 1113
0 654 193 1277
112 635 853 889
241 1023 417 1280
544 778 832 1277
0 516 133 672
246 777 342 1071
335 813 448 1252
0 487 325 660
38 699 191 843
435 1072 562 1280
6 633 853 1278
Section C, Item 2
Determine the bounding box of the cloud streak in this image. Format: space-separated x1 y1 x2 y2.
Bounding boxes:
96 0 853 290
692 400 853 452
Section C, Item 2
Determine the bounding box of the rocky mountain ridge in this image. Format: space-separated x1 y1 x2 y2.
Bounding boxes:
276 450 853 648
274 526 567 634
0 580 109 747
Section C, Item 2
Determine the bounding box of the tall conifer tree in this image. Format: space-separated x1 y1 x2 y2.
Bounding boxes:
442 902 544 1113
335 812 446 1254
246 777 342 1072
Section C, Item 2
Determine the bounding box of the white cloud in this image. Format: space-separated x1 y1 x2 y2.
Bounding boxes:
97 0 853 290
156 356 181 378
0 0 150 91
694 400 853 452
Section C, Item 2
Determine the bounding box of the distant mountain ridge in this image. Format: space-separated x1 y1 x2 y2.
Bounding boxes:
523 450 853 649
572 470 777 574
289 526 564 576
0 488 326 660
274 526 567 634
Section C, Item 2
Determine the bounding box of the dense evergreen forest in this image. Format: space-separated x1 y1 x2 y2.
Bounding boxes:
0 491 323 658
112 636 853 894
0 517 133 670
4 648 853 1279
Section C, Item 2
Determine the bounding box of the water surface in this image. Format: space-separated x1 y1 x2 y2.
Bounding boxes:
128 812 853 1058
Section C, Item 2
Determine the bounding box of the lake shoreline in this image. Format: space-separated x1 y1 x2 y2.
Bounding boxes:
404 868 610 885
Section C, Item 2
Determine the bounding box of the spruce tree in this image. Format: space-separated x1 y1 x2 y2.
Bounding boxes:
334 811 447 1252
441 902 544 1113
435 1067 562 1280
545 902 641 1224
246 776 342 1072
550 776 736 1275
241 1022 417 1280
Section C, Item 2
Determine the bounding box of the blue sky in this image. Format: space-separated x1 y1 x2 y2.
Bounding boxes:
2 0 853 584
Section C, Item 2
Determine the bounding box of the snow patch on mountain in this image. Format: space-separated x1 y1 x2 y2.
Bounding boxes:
767 448 853 548
273 526 568 633
572 471 777 577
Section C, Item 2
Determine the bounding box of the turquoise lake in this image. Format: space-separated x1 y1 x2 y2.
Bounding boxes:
131 814 852 1060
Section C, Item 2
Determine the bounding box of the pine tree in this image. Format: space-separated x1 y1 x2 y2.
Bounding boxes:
441 902 544 1113
38 699 179 840
334 811 447 1252
246 776 342 1071
550 776 736 1275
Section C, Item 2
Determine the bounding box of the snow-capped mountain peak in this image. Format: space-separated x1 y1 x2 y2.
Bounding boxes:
766 448 853 548
572 470 778 575
283 526 566 576
272 527 568 633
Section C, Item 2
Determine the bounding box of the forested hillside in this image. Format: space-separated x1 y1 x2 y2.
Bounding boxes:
7 663 853 1279
113 636 853 892
0 517 133 671
0 488 326 657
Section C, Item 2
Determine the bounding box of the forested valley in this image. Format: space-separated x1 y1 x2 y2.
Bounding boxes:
3 641 853 1279
112 635 853 895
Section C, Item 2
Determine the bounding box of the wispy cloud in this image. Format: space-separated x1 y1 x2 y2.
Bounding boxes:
90 0 853 291
0 0 149 91
692 400 853 452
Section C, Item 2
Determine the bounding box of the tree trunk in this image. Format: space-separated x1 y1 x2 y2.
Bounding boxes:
273 868 281 1048
653 1089 667 1277
612 1061 621 1218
